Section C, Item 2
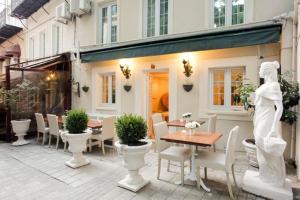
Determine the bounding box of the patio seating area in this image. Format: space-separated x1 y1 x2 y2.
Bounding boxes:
1 140 297 200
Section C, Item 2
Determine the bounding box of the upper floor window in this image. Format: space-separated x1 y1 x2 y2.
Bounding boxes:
52 24 60 55
99 3 118 44
145 0 169 37
209 67 244 110
39 31 46 58
29 37 34 59
213 0 245 28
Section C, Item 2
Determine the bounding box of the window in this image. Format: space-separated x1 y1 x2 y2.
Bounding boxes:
100 73 116 104
232 0 244 25
52 25 60 55
210 67 244 109
145 0 169 37
29 37 34 59
213 0 245 28
100 3 118 44
39 31 46 58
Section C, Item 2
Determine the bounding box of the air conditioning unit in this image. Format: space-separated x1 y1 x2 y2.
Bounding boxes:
70 0 91 16
55 2 71 23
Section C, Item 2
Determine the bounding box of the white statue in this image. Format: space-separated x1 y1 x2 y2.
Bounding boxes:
242 61 292 200
254 61 286 186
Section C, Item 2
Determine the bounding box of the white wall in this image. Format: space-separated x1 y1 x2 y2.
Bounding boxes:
72 43 282 152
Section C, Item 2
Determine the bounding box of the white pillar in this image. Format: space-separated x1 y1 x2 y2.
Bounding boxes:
296 4 300 180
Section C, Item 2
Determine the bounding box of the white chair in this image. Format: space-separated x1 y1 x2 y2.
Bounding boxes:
47 114 64 149
152 113 163 124
195 126 239 199
208 114 217 152
35 113 49 145
88 116 116 155
154 121 192 185
61 115 67 151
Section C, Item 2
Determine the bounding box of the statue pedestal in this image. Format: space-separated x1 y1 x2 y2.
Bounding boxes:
242 170 293 200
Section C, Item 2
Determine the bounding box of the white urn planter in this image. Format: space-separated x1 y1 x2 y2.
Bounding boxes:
242 139 258 168
61 129 92 169
11 119 31 146
115 140 152 192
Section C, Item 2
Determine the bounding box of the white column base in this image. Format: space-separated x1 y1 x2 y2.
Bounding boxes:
242 170 293 200
118 177 149 192
118 170 149 192
65 152 90 169
12 135 30 146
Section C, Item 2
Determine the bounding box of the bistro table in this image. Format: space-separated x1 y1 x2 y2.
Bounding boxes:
47 116 102 129
161 130 222 192
167 119 205 128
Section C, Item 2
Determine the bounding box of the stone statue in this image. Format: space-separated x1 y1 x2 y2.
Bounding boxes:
242 61 292 200
254 61 286 186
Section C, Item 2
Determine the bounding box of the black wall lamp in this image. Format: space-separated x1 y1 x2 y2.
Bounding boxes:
120 63 132 92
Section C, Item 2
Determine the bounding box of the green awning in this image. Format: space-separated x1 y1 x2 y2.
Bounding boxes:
80 22 282 63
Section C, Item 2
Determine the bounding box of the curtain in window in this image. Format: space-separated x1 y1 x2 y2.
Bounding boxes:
213 69 225 105
147 0 156 37
111 5 118 43
101 7 108 44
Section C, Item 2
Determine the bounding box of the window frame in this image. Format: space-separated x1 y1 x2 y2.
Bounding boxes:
52 24 60 55
143 0 172 37
211 0 246 28
209 66 245 111
39 31 46 58
98 2 118 45
29 36 35 59
98 72 116 106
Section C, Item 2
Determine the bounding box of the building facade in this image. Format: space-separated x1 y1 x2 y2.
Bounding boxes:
0 0 298 174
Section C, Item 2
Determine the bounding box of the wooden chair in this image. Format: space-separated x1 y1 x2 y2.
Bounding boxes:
154 121 191 185
35 113 49 145
88 116 116 155
47 114 65 149
195 126 239 199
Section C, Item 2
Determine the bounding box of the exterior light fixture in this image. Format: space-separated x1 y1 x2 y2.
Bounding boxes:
182 56 194 92
120 63 132 92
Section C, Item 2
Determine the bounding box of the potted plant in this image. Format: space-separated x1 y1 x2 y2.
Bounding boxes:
185 121 201 135
61 109 92 168
114 114 152 192
0 79 39 146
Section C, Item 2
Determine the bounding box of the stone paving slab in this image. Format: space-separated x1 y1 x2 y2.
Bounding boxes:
0 141 298 200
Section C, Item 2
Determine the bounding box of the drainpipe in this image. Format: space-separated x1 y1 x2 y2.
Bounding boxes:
295 0 300 180
288 0 298 167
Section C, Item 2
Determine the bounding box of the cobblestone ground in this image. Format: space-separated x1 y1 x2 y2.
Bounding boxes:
0 141 298 200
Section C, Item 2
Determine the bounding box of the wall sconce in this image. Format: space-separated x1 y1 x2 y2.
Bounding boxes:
182 58 194 92
120 63 132 92
71 78 80 97
46 71 57 81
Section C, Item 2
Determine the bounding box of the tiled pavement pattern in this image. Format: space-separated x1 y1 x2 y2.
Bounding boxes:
0 141 298 200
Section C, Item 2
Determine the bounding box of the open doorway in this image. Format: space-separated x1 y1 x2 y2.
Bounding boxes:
147 72 169 139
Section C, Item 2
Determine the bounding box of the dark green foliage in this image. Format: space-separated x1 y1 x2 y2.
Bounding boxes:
65 109 88 134
115 114 147 145
279 74 300 125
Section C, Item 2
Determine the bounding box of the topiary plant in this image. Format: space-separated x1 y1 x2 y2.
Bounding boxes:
65 109 88 134
115 114 147 146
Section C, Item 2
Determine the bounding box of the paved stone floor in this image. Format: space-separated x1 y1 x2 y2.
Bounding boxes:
0 141 298 200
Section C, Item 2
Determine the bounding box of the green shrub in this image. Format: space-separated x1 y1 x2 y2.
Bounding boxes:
115 114 147 145
66 109 88 134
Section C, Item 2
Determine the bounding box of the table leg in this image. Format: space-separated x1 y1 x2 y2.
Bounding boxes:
183 145 211 192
